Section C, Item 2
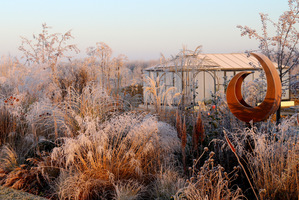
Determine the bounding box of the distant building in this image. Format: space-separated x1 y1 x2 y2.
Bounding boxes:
143 53 290 106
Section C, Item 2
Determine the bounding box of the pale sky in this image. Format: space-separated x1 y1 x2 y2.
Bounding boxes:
0 0 290 61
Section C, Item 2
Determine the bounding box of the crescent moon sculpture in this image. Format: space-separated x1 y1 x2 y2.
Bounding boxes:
226 53 282 123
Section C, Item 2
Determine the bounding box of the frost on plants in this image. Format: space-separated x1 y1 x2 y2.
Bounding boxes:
49 112 180 199
224 114 299 200
0 19 298 200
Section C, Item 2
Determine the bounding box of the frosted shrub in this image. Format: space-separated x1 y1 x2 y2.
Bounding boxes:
18 23 80 103
50 112 180 199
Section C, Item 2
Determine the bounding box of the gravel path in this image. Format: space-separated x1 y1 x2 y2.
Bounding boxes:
0 186 47 200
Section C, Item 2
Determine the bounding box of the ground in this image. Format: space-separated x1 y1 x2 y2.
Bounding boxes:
0 186 47 200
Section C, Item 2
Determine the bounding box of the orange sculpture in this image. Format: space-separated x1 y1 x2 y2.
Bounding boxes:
226 53 282 123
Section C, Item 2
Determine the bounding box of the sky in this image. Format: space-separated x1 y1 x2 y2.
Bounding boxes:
0 0 290 61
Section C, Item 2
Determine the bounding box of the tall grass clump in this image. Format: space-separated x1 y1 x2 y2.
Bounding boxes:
48 112 180 199
225 114 299 200
63 83 125 120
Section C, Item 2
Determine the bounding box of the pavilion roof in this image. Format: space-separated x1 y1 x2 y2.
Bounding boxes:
145 53 282 71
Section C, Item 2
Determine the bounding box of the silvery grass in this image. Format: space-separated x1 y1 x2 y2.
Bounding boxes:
45 112 180 199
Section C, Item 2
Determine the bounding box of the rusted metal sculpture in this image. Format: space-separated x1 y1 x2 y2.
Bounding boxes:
226 53 282 122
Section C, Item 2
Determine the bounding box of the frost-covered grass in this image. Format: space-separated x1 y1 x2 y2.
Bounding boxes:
174 152 244 200
0 45 298 200
224 114 299 200
49 112 180 199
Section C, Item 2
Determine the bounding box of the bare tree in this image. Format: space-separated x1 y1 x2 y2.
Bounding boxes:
237 0 299 123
